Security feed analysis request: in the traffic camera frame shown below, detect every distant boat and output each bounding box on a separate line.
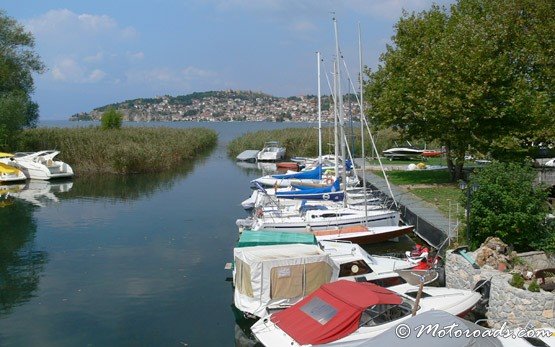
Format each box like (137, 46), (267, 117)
(0, 152), (27, 183)
(9, 151), (74, 180)
(382, 146), (424, 160)
(236, 149), (260, 163)
(257, 141), (286, 162)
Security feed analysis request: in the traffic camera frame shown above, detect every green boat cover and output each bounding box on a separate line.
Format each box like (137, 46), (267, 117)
(237, 230), (317, 247)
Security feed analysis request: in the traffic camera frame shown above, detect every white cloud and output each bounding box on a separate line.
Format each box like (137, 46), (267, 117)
(87, 69), (107, 83)
(51, 57), (107, 83)
(26, 9), (136, 40)
(123, 66), (223, 95)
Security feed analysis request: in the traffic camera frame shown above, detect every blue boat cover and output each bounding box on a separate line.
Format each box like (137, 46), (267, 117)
(271, 164), (322, 180)
(276, 179), (343, 201)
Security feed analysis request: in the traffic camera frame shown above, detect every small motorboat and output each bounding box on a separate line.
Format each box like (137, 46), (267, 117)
(0, 152), (27, 183)
(382, 147), (424, 160)
(10, 151), (74, 180)
(251, 280), (482, 346)
(257, 141), (286, 162)
(232, 241), (415, 318)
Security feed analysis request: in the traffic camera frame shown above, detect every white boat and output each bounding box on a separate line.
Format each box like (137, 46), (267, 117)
(232, 242), (415, 318)
(251, 280), (482, 347)
(257, 141), (286, 162)
(236, 204), (401, 234)
(0, 152), (27, 183)
(10, 151), (74, 180)
(241, 186), (381, 211)
(382, 146), (424, 160)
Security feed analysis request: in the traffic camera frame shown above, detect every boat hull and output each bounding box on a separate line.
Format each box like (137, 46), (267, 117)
(313, 225), (414, 244)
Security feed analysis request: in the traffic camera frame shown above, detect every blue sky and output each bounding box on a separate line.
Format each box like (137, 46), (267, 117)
(2, 1), (453, 120)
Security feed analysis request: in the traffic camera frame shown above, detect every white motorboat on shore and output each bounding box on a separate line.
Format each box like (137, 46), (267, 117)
(251, 280), (481, 347)
(257, 141), (286, 162)
(9, 151), (74, 180)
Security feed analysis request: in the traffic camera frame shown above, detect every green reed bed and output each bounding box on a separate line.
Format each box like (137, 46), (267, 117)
(227, 127), (324, 159)
(19, 127), (217, 175)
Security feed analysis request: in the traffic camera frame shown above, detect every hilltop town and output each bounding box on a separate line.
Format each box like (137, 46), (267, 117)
(69, 90), (362, 122)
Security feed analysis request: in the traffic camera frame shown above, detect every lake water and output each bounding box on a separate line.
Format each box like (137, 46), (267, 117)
(0, 121), (412, 346)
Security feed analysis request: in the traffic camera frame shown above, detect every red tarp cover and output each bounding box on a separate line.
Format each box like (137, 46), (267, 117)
(270, 280), (402, 345)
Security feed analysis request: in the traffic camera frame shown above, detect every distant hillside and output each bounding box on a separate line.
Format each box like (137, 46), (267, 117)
(69, 90), (357, 122)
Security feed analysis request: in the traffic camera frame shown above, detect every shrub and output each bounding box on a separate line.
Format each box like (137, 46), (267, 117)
(509, 273), (524, 289)
(528, 278), (540, 292)
(101, 108), (123, 130)
(462, 162), (553, 252)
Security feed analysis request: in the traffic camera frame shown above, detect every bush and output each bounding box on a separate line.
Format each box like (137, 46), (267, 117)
(462, 162), (553, 252)
(101, 108), (123, 130)
(528, 278), (540, 292)
(509, 273), (524, 289)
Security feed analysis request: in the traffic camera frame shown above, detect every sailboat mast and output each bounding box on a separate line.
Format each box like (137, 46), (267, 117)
(333, 17), (347, 207)
(333, 59), (339, 181)
(358, 22), (368, 221)
(317, 52), (322, 163)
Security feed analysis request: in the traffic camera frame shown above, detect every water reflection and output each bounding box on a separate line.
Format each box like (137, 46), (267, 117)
(6, 181), (73, 207)
(232, 305), (262, 347)
(62, 159), (201, 202)
(0, 200), (47, 314)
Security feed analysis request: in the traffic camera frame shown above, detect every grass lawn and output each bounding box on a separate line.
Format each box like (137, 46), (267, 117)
(373, 168), (463, 218)
(373, 169), (453, 185)
(408, 186), (463, 217)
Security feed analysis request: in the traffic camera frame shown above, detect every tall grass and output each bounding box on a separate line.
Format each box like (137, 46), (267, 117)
(18, 127), (217, 175)
(227, 126), (415, 159)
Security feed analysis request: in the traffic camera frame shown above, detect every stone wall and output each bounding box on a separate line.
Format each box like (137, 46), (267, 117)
(446, 250), (555, 329)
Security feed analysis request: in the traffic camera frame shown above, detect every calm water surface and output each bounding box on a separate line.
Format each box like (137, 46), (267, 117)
(0, 121), (412, 346)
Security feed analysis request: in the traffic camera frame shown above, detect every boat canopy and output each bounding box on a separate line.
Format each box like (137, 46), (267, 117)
(233, 244), (339, 317)
(276, 179), (343, 201)
(271, 164), (322, 180)
(270, 280), (401, 345)
(237, 230), (316, 247)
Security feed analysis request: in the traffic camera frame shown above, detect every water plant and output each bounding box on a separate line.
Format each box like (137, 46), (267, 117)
(18, 127), (217, 175)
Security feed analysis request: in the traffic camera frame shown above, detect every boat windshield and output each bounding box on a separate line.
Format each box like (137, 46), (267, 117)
(359, 299), (412, 327)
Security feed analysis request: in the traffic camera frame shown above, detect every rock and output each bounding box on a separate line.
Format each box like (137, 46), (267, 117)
(542, 309), (554, 319)
(475, 237), (513, 269)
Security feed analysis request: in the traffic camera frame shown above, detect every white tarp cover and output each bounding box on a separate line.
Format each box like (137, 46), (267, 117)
(233, 244), (339, 317)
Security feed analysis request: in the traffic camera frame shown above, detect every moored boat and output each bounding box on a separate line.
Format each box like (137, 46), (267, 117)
(10, 151), (74, 180)
(251, 280), (482, 346)
(257, 141), (286, 162)
(0, 153), (27, 183)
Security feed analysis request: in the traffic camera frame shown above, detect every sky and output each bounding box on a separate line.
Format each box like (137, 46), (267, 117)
(2, 0), (454, 120)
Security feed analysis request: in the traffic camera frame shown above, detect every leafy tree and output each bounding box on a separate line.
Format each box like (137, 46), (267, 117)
(365, 0), (554, 180)
(0, 10), (44, 149)
(100, 108), (123, 130)
(462, 162), (553, 252)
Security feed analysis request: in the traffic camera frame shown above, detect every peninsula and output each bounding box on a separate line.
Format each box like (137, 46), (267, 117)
(69, 90), (361, 123)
